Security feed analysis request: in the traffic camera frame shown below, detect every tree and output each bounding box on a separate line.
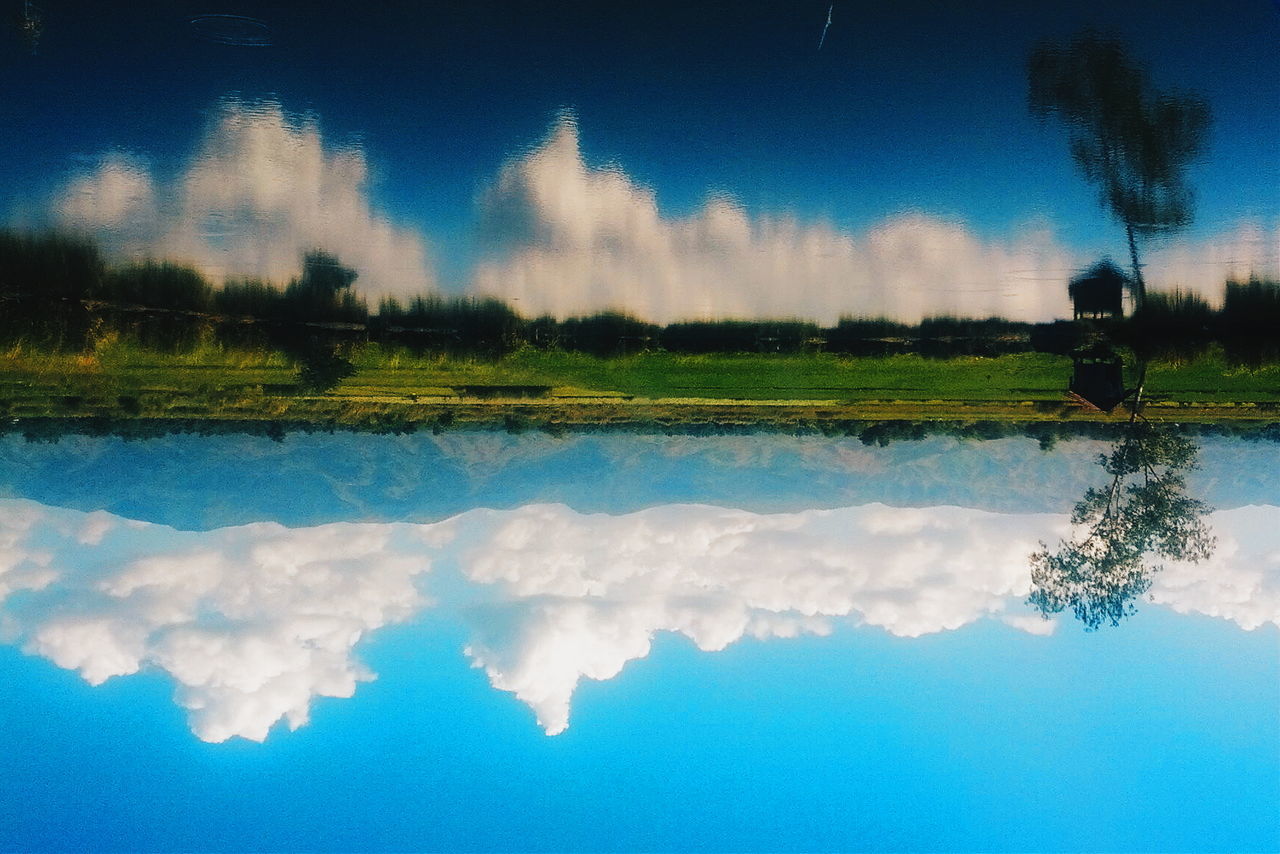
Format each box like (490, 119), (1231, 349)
(1028, 419), (1215, 630)
(296, 250), (357, 298)
(295, 344), (357, 393)
(283, 250), (364, 323)
(1028, 33), (1210, 310)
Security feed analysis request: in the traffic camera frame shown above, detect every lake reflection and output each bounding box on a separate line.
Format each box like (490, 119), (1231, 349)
(0, 432), (1277, 743)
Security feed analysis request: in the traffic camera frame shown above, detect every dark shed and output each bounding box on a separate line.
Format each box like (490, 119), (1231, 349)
(1069, 260), (1127, 320)
(1069, 343), (1129, 412)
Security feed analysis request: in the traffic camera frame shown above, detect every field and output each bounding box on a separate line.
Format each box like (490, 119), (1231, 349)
(3, 339), (1280, 433)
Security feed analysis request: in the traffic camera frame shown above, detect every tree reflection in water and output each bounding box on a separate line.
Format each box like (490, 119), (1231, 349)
(1029, 408), (1216, 630)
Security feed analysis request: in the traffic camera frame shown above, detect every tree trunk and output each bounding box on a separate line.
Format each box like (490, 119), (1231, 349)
(1125, 222), (1146, 314)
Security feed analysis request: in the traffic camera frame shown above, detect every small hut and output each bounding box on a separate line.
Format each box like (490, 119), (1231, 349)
(1069, 343), (1128, 412)
(1069, 260), (1127, 320)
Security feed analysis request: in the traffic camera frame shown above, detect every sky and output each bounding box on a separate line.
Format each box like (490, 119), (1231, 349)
(0, 432), (1278, 851)
(1, 0), (1277, 321)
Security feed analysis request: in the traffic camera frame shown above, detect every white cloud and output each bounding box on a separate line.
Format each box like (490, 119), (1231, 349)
(3, 505), (431, 742)
(446, 502), (1061, 733)
(1, 497), (1275, 742)
(0, 502), (59, 606)
(471, 117), (1279, 324)
(54, 98), (435, 300)
(470, 116), (1075, 324)
(444, 502), (1280, 733)
(45, 106), (1275, 323)
(1145, 220), (1280, 303)
(1150, 505), (1280, 631)
(55, 153), (159, 249)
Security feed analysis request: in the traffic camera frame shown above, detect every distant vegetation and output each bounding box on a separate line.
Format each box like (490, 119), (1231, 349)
(4, 229), (1275, 367)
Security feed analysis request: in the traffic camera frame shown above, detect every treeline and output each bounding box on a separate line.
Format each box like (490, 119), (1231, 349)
(374, 297), (1049, 358)
(2, 229), (1277, 363)
(0, 231), (365, 351)
(0, 230), (1048, 357)
(1123, 282), (1280, 365)
(0, 230), (1059, 358)
(0, 231), (366, 320)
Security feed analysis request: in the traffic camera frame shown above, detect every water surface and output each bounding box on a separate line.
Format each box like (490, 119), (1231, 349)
(0, 432), (1275, 850)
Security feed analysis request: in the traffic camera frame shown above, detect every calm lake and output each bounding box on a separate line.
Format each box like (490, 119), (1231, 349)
(0, 431), (1276, 850)
(4, 1), (1278, 848)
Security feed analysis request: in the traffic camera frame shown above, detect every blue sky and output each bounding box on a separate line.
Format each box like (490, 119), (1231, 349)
(0, 433), (1278, 851)
(2, 1), (1277, 321)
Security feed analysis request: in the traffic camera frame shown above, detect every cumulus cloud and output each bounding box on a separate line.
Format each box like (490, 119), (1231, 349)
(471, 116), (1280, 324)
(54, 153), (160, 251)
(471, 116), (1078, 325)
(3, 503), (430, 742)
(448, 502), (1059, 733)
(45, 106), (1274, 322)
(0, 502), (59, 612)
(1, 498), (1275, 742)
(1150, 505), (1280, 631)
(443, 502), (1280, 735)
(54, 98), (435, 299)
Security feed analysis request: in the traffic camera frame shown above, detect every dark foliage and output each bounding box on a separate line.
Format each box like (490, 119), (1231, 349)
(0, 231), (102, 348)
(1029, 33), (1210, 305)
(858, 421), (928, 446)
(101, 262), (215, 312)
(1218, 277), (1280, 366)
(373, 294), (525, 355)
(0, 230), (103, 300)
(295, 344), (357, 393)
(216, 278), (286, 319)
(916, 316), (1033, 357)
(824, 318), (915, 356)
(556, 312), (659, 357)
(282, 251), (367, 324)
(1028, 421), (1215, 630)
(7, 415), (1279, 445)
(1124, 289), (1214, 361)
(1028, 320), (1090, 355)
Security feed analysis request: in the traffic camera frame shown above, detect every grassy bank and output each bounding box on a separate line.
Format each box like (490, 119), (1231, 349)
(3, 340), (1280, 433)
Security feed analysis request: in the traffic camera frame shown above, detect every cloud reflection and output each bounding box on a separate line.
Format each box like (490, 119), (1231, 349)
(1, 498), (1275, 742)
(473, 116), (1076, 324)
(44, 102), (1277, 323)
(54, 98), (436, 300)
(473, 116), (1279, 324)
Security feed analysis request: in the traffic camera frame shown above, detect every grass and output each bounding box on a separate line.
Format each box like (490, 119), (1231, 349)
(1144, 354), (1280, 403)
(3, 339), (1279, 431)
(340, 347), (1074, 401)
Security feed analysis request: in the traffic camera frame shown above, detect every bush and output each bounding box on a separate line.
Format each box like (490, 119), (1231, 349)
(1126, 289), (1214, 361)
(1219, 278), (1280, 365)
